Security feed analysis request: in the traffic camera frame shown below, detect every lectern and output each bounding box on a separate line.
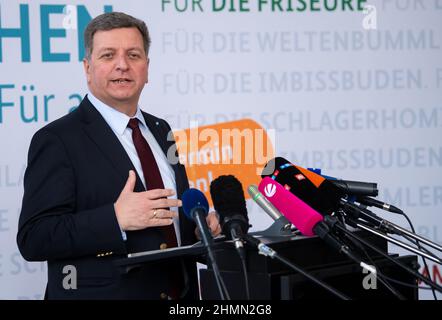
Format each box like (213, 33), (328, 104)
(115, 231), (418, 300)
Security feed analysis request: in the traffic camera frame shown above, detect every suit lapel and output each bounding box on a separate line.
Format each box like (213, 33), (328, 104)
(79, 97), (145, 192)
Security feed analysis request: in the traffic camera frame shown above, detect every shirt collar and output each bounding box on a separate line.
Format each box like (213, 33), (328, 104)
(87, 92), (147, 135)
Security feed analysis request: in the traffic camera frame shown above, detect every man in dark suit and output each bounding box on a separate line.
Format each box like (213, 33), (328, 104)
(17, 12), (220, 299)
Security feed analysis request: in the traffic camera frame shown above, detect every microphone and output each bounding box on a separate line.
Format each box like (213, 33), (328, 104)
(307, 168), (378, 197)
(182, 188), (213, 248)
(209, 175), (252, 299)
(329, 179), (378, 197)
(339, 198), (399, 235)
(182, 188), (231, 300)
(248, 185), (280, 221)
(258, 177), (376, 274)
(357, 196), (403, 214)
(247, 185), (292, 233)
(210, 175), (347, 299)
(210, 175), (249, 256)
(210, 177), (351, 300)
(261, 157), (344, 215)
(258, 177), (322, 237)
(288, 167), (442, 260)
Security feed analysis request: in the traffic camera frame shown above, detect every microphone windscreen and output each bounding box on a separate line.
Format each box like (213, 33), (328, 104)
(210, 175), (249, 237)
(258, 177), (323, 236)
(210, 175), (248, 220)
(182, 188), (209, 220)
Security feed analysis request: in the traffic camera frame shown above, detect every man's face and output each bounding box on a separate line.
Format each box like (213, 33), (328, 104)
(83, 27), (148, 113)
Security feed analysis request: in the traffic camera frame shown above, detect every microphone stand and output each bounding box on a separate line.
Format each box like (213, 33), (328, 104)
(387, 221), (442, 253)
(343, 199), (440, 299)
(331, 217), (442, 293)
(206, 246), (231, 300)
(340, 200), (442, 264)
(344, 199), (442, 252)
(195, 214), (231, 300)
(252, 216), (294, 237)
(345, 217), (442, 265)
(317, 217), (406, 299)
(244, 234), (351, 300)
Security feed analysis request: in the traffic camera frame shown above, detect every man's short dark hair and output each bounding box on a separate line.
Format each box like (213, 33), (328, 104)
(84, 12), (151, 60)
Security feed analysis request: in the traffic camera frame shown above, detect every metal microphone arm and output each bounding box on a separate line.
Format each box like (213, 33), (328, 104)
(344, 217), (442, 265)
(387, 221), (442, 253)
(332, 219), (442, 293)
(341, 199), (442, 253)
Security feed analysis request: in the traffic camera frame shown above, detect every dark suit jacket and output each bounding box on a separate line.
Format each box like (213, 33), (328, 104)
(17, 96), (198, 299)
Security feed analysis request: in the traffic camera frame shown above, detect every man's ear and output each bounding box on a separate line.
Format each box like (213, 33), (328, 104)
(83, 58), (91, 83)
(146, 58), (150, 83)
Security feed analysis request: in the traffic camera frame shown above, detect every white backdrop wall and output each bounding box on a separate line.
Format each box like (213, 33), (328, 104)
(0, 0), (441, 299)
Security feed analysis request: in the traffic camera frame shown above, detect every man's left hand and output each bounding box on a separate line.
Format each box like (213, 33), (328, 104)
(195, 211), (221, 240)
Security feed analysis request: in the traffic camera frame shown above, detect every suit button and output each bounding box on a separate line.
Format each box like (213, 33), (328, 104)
(160, 293), (168, 300)
(160, 243), (168, 250)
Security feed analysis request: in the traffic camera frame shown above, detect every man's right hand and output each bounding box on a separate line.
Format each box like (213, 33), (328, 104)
(114, 170), (181, 231)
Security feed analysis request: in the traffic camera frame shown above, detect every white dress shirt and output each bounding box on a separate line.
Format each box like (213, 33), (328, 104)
(87, 93), (181, 245)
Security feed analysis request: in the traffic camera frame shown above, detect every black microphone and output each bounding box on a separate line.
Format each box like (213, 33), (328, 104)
(308, 169), (379, 197)
(210, 175), (250, 257)
(357, 196), (403, 214)
(339, 198), (399, 234)
(210, 175), (252, 299)
(331, 179), (378, 197)
(262, 160), (397, 234)
(261, 157), (344, 215)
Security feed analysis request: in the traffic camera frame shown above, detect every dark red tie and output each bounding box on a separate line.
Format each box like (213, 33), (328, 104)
(128, 118), (184, 299)
(127, 118), (178, 248)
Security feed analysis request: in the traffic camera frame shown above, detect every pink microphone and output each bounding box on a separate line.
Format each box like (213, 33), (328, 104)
(259, 177), (378, 276)
(258, 177), (323, 237)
